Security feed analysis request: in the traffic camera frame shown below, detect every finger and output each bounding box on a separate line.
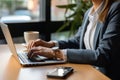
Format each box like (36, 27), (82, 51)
(34, 39), (41, 46)
(27, 49), (33, 58)
(29, 40), (35, 49)
(27, 47), (36, 58)
(29, 39), (40, 48)
(29, 49), (45, 59)
(27, 40), (35, 51)
(27, 47), (40, 58)
(29, 52), (39, 59)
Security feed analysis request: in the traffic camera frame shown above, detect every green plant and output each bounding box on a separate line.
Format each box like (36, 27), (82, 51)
(56, 0), (92, 35)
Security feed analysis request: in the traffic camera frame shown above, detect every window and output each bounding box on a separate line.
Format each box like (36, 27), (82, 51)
(51, 0), (75, 40)
(0, 0), (74, 42)
(0, 0), (40, 23)
(0, 0), (75, 23)
(51, 0), (75, 21)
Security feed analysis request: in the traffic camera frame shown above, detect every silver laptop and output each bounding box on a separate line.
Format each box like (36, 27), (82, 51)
(0, 22), (66, 66)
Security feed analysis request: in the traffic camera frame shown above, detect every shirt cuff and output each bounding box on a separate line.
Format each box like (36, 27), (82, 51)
(51, 40), (59, 47)
(51, 41), (67, 61)
(61, 49), (67, 61)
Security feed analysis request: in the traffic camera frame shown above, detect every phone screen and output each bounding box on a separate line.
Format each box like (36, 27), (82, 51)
(47, 67), (73, 78)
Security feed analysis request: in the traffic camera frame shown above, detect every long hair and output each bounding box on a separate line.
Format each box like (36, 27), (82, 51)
(99, 0), (117, 22)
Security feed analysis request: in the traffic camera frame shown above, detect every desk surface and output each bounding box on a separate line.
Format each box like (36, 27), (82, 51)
(0, 44), (111, 80)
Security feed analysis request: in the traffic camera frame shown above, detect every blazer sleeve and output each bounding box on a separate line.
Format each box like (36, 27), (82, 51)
(66, 1), (120, 66)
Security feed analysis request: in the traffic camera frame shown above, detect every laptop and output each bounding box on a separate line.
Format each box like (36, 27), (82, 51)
(0, 22), (66, 66)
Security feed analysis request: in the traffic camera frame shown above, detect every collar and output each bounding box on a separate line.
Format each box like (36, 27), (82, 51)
(89, 1), (105, 18)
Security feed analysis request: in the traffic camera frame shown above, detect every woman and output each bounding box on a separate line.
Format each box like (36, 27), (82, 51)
(27, 0), (120, 79)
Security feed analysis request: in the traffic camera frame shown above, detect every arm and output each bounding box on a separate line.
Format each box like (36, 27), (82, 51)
(66, 1), (120, 66)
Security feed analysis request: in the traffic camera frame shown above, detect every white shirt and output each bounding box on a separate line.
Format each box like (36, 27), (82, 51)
(84, 1), (104, 49)
(53, 1), (105, 60)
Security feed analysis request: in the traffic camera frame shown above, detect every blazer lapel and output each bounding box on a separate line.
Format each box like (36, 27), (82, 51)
(80, 15), (89, 49)
(93, 21), (103, 49)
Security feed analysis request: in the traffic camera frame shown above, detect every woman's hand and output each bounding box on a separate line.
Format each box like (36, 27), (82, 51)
(27, 46), (64, 60)
(26, 39), (55, 52)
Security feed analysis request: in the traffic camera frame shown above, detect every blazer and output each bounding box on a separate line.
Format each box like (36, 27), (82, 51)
(58, 1), (120, 80)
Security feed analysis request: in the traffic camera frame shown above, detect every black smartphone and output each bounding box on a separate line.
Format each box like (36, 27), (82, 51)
(47, 67), (74, 79)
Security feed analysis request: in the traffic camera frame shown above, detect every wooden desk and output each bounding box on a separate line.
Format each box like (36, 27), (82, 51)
(0, 44), (111, 80)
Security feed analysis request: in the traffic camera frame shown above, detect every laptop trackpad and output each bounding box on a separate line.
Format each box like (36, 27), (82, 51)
(30, 55), (48, 62)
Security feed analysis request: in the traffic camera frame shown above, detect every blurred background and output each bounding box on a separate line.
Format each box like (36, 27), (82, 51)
(0, 0), (90, 44)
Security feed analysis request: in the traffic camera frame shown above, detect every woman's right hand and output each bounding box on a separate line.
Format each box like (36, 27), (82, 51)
(26, 39), (55, 52)
(27, 46), (64, 60)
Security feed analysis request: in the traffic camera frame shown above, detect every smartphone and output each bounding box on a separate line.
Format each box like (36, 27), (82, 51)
(47, 67), (74, 78)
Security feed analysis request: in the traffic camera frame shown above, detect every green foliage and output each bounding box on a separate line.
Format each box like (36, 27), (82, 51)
(0, 0), (23, 9)
(56, 0), (92, 35)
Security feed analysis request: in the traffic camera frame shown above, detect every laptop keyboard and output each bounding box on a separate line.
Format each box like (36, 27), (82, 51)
(18, 53), (31, 63)
(18, 53), (48, 63)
